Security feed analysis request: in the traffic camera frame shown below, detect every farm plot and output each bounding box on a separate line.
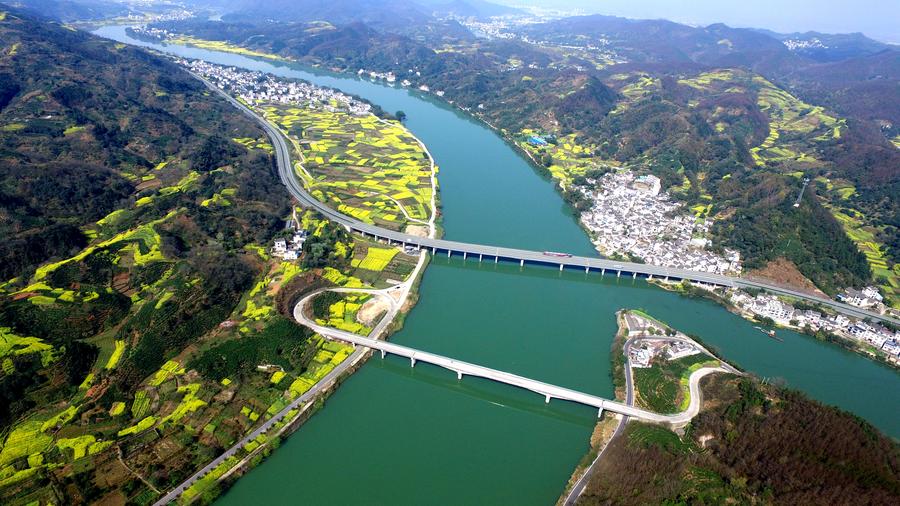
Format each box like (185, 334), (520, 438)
(633, 352), (719, 414)
(258, 103), (435, 232)
(518, 130), (608, 184)
(349, 241), (419, 288)
(750, 76), (842, 168)
(831, 207), (900, 309)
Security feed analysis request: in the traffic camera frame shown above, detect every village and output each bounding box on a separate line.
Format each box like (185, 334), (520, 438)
(181, 59), (374, 116)
(671, 283), (900, 364)
(579, 171), (743, 275)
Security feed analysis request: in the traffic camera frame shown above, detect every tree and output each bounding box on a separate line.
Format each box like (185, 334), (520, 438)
(396, 110), (407, 122)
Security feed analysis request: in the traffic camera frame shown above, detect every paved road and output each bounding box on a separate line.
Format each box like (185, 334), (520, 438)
(194, 74), (899, 328)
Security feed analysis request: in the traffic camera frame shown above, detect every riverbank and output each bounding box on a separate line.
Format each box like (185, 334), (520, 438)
(652, 279), (900, 370)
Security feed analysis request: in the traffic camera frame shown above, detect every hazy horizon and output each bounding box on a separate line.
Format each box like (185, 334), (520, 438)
(502, 0), (900, 43)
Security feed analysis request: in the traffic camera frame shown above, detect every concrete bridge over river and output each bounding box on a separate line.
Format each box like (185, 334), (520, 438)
(294, 299), (705, 425)
(200, 75), (899, 327)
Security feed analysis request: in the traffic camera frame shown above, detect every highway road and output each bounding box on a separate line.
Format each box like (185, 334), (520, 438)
(194, 74), (899, 328)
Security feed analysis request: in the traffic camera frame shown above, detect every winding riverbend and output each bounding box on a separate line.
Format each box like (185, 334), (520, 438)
(95, 26), (900, 505)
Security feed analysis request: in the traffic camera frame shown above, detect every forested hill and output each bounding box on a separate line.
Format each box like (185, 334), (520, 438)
(0, 5), (287, 281)
(581, 375), (900, 504)
(0, 5), (295, 494)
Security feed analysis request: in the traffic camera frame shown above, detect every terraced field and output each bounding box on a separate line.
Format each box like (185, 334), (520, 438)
(259, 103), (436, 234)
(750, 76), (842, 168)
(830, 207), (900, 309)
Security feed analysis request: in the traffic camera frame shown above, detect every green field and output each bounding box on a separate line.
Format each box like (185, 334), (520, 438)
(633, 353), (719, 414)
(518, 129), (611, 184)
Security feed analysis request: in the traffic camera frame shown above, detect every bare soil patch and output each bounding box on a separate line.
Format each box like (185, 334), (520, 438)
(357, 296), (389, 326)
(405, 224), (429, 237)
(745, 257), (828, 298)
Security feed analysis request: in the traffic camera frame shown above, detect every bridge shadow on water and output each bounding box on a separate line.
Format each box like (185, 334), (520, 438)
(366, 353), (599, 429)
(428, 254), (659, 292)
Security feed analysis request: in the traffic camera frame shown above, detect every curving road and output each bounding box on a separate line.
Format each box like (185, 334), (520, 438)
(562, 314), (739, 505)
(193, 73), (898, 328)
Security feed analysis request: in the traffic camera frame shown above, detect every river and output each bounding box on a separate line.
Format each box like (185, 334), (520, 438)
(94, 26), (900, 505)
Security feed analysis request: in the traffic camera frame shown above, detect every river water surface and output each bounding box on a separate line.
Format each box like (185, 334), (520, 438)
(95, 26), (900, 505)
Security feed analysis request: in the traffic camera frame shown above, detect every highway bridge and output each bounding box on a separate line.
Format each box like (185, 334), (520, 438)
(293, 301), (696, 424)
(198, 75), (900, 327)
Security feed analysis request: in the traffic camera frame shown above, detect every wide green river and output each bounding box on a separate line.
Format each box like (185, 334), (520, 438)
(97, 26), (900, 504)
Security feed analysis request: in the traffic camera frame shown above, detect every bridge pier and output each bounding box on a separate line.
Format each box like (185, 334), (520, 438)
(664, 276), (668, 282)
(479, 254), (482, 262)
(432, 247), (436, 255)
(380, 350), (385, 359)
(495, 255), (498, 263)
(520, 259), (524, 267)
(632, 272), (637, 279)
(617, 270), (621, 278)
(447, 250), (451, 258)
(648, 274), (653, 280)
(585, 266), (589, 274)
(410, 357), (416, 367)
(597, 408), (603, 418)
(456, 371), (463, 380)
(545, 394), (551, 404)
(559, 264), (563, 271)
(463, 252), (467, 260)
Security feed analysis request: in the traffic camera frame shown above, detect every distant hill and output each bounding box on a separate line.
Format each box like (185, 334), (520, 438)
(222, 0), (431, 30)
(218, 0), (474, 43)
(520, 14), (803, 73)
(5, 0), (129, 21)
(758, 29), (893, 62)
(416, 0), (522, 19)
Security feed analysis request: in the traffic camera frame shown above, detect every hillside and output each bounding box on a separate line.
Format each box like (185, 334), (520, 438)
(218, 0), (474, 44)
(0, 7), (304, 503)
(579, 375), (900, 504)
(0, 8), (443, 503)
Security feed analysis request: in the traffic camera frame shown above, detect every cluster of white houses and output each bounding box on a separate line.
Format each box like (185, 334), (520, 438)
(839, 286), (885, 310)
(628, 339), (702, 369)
(272, 226), (309, 261)
(729, 291), (900, 362)
(579, 171), (742, 275)
(182, 60), (373, 116)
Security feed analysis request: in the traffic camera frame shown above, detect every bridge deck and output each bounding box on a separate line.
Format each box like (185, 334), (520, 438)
(295, 308), (682, 424)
